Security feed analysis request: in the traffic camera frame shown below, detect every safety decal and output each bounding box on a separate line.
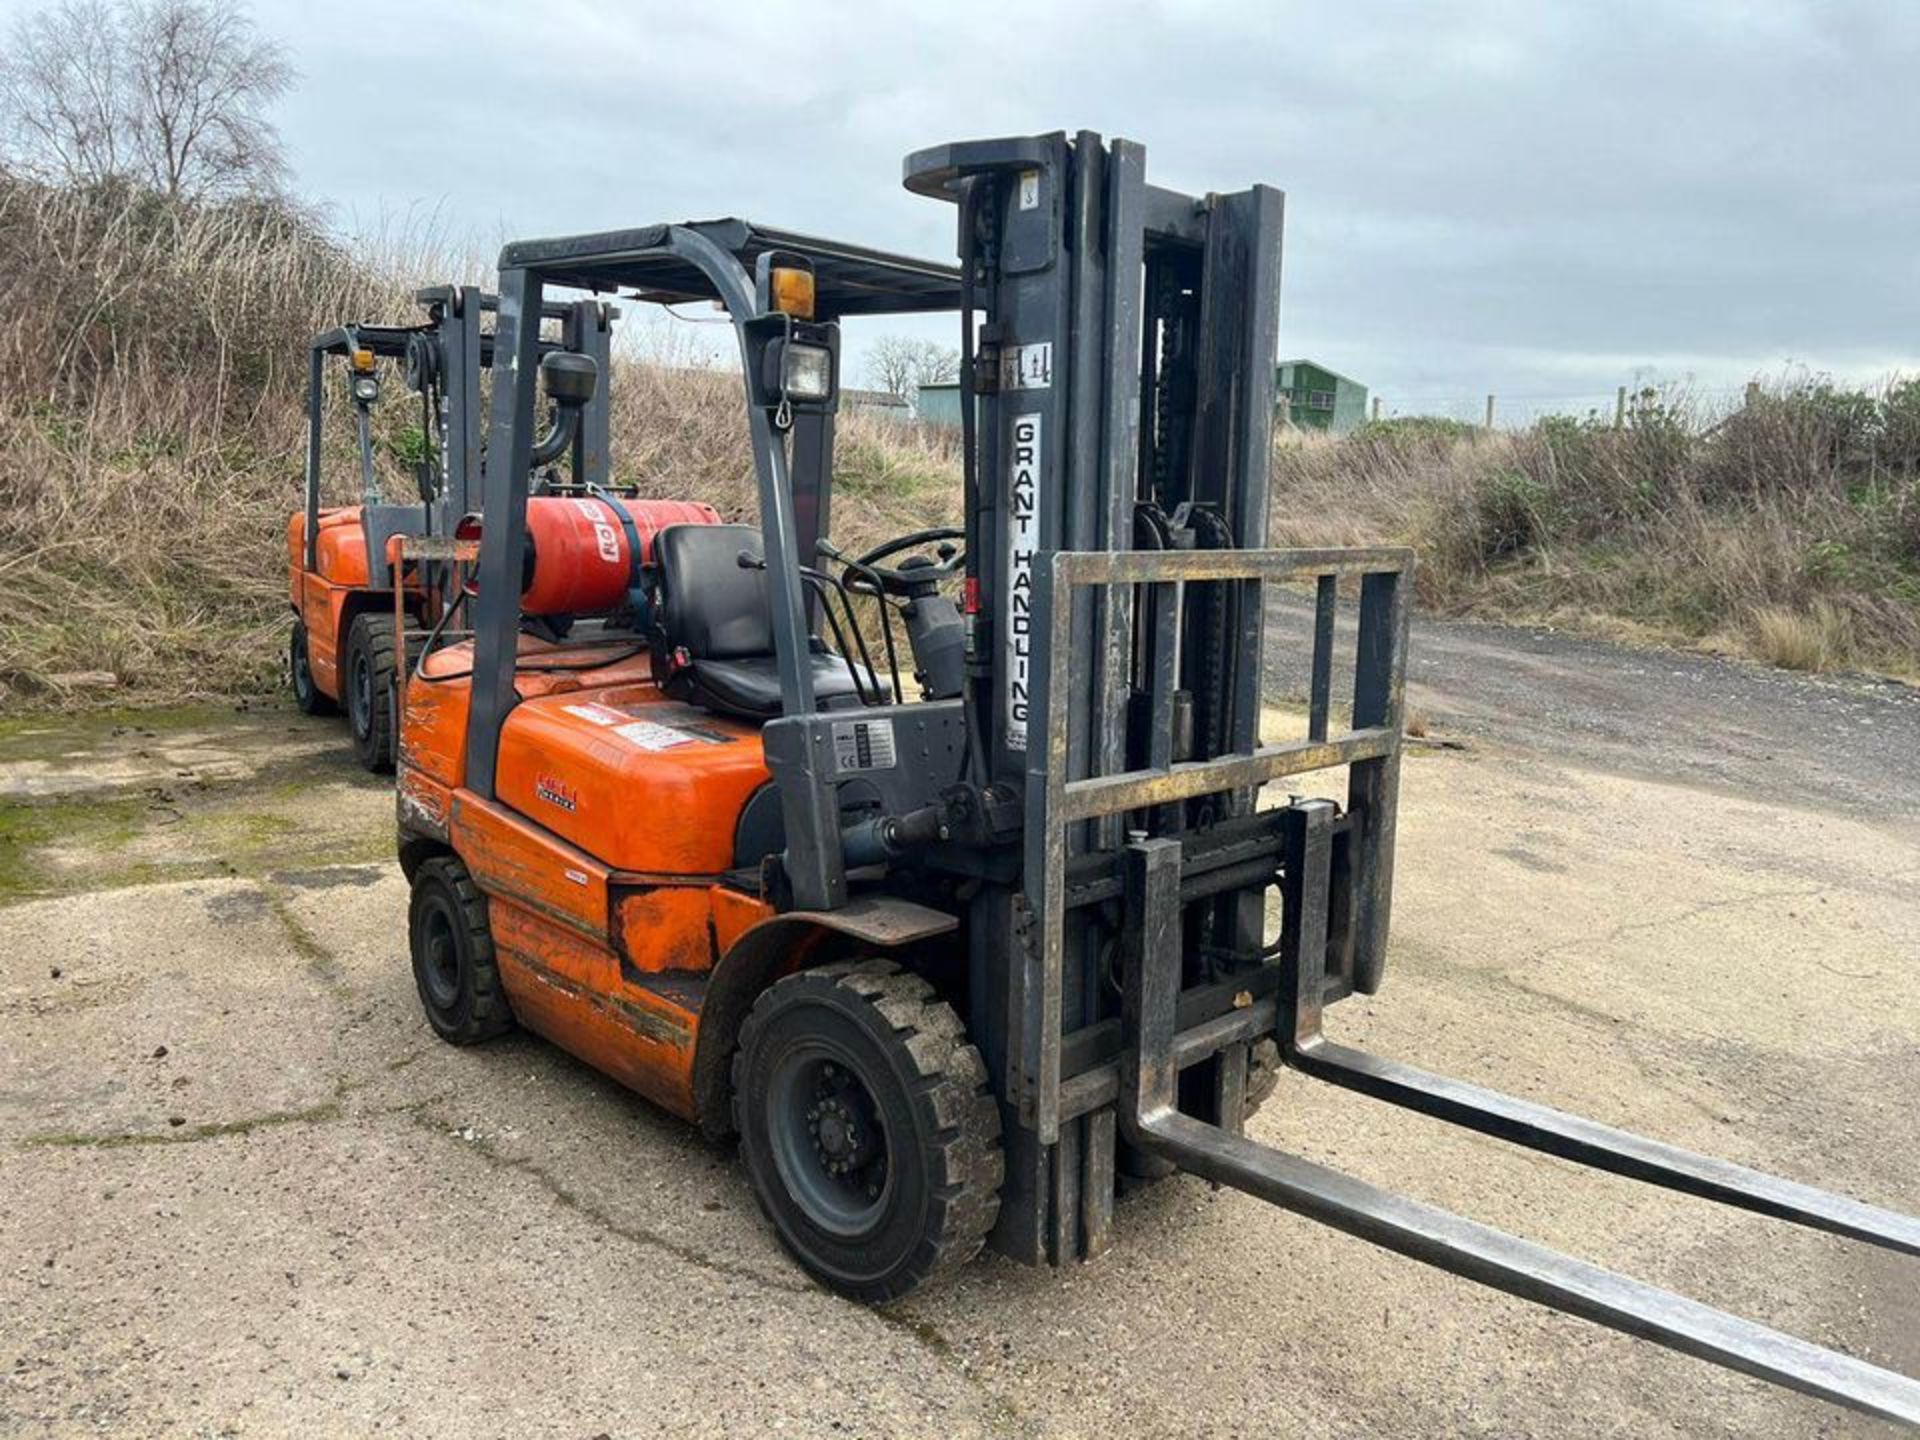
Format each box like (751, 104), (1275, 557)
(612, 719), (696, 751)
(1000, 342), (1052, 391)
(561, 702), (628, 727)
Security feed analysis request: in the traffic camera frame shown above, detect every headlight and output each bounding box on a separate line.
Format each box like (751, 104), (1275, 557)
(352, 376), (380, 404)
(783, 343), (833, 402)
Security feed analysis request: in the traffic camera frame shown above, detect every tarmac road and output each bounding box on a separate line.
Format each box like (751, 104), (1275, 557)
(2, 619), (1917, 1438)
(1264, 589), (1920, 824)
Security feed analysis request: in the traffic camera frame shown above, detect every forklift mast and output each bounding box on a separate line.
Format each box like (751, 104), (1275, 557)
(904, 131), (1403, 1262)
(908, 133), (1919, 1423)
(299, 286), (615, 589)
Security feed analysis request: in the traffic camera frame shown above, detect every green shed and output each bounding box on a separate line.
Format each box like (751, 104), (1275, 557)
(1275, 359), (1368, 435)
(915, 381), (964, 427)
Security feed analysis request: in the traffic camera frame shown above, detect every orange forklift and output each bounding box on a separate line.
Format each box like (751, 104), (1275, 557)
(392, 135), (1920, 1423)
(287, 286), (613, 770)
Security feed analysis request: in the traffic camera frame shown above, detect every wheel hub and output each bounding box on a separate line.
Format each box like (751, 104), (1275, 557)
(809, 1097), (873, 1176)
(806, 1063), (881, 1180)
(420, 906), (460, 1008)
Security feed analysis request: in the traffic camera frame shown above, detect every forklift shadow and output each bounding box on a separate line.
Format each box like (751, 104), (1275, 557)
(422, 1008), (1235, 1307)
(415, 1019), (812, 1278)
(445, 1025), (717, 1157)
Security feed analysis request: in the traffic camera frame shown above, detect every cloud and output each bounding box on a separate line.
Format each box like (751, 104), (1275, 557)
(8, 0), (1909, 408)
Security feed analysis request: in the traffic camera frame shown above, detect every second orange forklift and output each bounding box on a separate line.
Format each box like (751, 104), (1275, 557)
(287, 285), (613, 770)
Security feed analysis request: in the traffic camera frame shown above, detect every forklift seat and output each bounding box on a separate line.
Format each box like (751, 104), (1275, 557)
(652, 523), (873, 722)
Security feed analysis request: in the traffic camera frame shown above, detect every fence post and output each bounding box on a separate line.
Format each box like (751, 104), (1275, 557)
(1371, 396), (1382, 422)
(1484, 394), (1496, 431)
(1278, 393), (1292, 428)
(1614, 385), (1627, 430)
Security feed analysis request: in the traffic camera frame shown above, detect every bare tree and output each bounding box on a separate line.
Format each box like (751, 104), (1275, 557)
(866, 335), (960, 402)
(0, 0), (292, 201)
(0, 0), (129, 188)
(125, 0), (292, 201)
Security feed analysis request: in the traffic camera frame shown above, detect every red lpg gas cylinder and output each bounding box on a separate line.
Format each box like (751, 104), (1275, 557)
(458, 497), (720, 614)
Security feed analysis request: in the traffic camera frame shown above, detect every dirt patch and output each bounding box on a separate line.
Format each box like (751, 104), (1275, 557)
(0, 703), (393, 905)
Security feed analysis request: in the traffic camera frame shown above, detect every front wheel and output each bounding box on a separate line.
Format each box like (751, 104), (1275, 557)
(733, 960), (1002, 1302)
(345, 612), (396, 772)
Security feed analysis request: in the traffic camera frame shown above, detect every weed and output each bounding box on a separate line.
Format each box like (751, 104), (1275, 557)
(1748, 603), (1853, 673)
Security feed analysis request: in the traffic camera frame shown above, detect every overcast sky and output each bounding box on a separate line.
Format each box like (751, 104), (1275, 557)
(13, 0), (1918, 419)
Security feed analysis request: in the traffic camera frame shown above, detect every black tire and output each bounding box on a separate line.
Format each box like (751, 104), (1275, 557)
(733, 959), (1002, 1302)
(288, 621), (336, 716)
(345, 612), (396, 772)
(1244, 1036), (1282, 1116)
(408, 856), (513, 1045)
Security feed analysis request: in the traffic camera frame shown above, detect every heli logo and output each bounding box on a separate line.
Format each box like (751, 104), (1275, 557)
(533, 775), (578, 812)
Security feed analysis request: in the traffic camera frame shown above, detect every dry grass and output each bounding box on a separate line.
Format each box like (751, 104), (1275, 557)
(0, 178), (957, 708)
(2, 174), (1914, 709)
(1747, 602), (1853, 672)
(0, 178), (413, 704)
(1270, 393), (1920, 678)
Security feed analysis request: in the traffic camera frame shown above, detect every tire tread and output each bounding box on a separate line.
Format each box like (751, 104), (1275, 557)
(346, 612), (396, 772)
(411, 855), (512, 1044)
(731, 958), (1002, 1301)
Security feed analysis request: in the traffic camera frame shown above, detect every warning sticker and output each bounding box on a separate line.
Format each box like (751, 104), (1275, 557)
(561, 702), (627, 727)
(1000, 342), (1052, 391)
(613, 719), (696, 751)
(831, 718), (897, 774)
(1003, 412), (1040, 751)
(1017, 169), (1040, 211)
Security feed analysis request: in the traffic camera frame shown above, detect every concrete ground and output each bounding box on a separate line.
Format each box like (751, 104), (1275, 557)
(2, 628), (1916, 1438)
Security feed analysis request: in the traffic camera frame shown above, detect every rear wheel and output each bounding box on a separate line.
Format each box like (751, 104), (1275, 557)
(408, 856), (513, 1045)
(345, 612), (396, 772)
(288, 621), (335, 716)
(733, 960), (1002, 1302)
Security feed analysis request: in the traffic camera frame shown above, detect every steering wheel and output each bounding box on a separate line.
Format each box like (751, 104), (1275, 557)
(836, 527), (966, 596)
